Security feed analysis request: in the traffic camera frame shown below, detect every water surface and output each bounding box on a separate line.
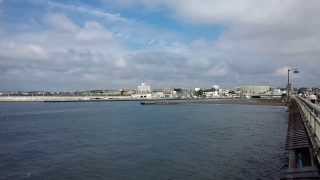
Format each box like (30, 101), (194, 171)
(0, 102), (287, 180)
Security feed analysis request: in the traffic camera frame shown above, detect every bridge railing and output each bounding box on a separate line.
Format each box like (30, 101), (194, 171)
(293, 96), (320, 161)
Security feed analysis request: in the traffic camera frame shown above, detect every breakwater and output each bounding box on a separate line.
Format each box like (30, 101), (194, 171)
(141, 98), (285, 106)
(0, 96), (130, 102)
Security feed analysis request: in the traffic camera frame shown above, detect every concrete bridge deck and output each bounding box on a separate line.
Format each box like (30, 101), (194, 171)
(282, 96), (320, 179)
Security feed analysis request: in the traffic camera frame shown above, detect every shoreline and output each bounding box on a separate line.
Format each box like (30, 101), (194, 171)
(0, 96), (286, 106)
(140, 98), (285, 106)
(0, 96), (133, 102)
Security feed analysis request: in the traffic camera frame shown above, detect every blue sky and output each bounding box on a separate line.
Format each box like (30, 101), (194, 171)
(0, 0), (319, 90)
(1, 0), (224, 44)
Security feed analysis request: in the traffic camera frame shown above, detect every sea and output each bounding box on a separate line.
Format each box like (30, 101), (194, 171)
(0, 102), (288, 180)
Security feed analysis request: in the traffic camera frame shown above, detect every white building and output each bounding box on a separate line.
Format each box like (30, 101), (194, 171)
(152, 92), (165, 99)
(240, 85), (272, 97)
(132, 82), (152, 99)
(137, 82), (151, 94)
(272, 88), (283, 96)
(204, 91), (219, 98)
(162, 88), (178, 98)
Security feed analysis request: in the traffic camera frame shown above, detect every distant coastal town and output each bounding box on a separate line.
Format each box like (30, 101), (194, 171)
(0, 82), (319, 103)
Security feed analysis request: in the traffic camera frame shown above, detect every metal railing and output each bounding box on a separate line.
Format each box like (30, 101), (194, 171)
(293, 96), (320, 162)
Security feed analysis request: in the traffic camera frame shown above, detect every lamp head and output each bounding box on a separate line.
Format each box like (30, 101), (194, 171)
(293, 69), (299, 74)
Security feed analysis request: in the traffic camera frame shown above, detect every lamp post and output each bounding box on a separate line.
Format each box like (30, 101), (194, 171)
(287, 68), (299, 102)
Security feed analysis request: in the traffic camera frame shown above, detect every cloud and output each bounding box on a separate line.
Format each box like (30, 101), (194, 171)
(108, 0), (320, 26)
(1, 0), (320, 90)
(0, 13), (126, 89)
(47, 14), (79, 32)
(274, 66), (290, 77)
(114, 57), (127, 68)
(0, 43), (48, 61)
(206, 62), (228, 77)
(136, 0), (320, 87)
(76, 21), (113, 41)
(48, 1), (128, 23)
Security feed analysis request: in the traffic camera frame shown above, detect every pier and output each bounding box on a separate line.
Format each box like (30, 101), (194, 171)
(282, 96), (320, 179)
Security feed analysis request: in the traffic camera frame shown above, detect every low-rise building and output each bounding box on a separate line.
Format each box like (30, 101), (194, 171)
(204, 91), (219, 98)
(240, 85), (272, 98)
(152, 91), (165, 99)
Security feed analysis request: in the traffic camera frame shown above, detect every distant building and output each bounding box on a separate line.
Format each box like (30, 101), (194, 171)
(137, 83), (151, 94)
(219, 89), (232, 97)
(203, 87), (219, 98)
(120, 89), (135, 96)
(240, 85), (272, 98)
(162, 88), (178, 98)
(152, 91), (165, 99)
(272, 88), (286, 96)
(174, 88), (191, 99)
(204, 91), (219, 98)
(132, 82), (152, 99)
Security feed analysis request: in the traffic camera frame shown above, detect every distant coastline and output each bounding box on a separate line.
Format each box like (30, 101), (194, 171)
(0, 96), (285, 106)
(140, 98), (285, 106)
(0, 96), (135, 102)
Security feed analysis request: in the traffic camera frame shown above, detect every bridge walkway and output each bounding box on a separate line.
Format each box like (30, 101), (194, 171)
(282, 97), (320, 179)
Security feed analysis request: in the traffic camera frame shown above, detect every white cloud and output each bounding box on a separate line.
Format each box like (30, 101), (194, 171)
(172, 0), (298, 25)
(1, 0), (320, 90)
(48, 1), (128, 23)
(114, 57), (127, 68)
(274, 66), (290, 77)
(76, 21), (113, 41)
(47, 14), (79, 33)
(109, 0), (319, 26)
(0, 43), (48, 61)
(206, 62), (228, 77)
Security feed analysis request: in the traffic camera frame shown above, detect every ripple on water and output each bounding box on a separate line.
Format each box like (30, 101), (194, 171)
(0, 102), (287, 180)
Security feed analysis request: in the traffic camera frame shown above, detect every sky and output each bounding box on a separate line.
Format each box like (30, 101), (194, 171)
(0, 0), (319, 91)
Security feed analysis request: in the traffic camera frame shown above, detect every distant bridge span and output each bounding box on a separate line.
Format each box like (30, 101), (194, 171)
(282, 96), (320, 179)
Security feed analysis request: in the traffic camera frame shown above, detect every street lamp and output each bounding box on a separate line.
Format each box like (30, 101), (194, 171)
(287, 68), (299, 102)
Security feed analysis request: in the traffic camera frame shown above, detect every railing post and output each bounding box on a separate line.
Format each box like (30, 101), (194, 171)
(288, 150), (297, 168)
(310, 148), (315, 166)
(310, 110), (312, 127)
(314, 115), (317, 138)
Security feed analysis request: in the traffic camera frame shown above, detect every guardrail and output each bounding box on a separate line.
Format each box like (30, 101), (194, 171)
(293, 96), (320, 162)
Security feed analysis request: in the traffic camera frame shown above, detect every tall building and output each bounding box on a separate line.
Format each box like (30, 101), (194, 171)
(132, 82), (152, 99)
(137, 82), (151, 94)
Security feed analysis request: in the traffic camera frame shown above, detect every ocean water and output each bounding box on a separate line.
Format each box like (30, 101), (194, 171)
(0, 102), (287, 180)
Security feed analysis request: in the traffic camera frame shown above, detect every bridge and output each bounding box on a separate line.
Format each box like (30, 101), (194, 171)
(282, 96), (320, 179)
